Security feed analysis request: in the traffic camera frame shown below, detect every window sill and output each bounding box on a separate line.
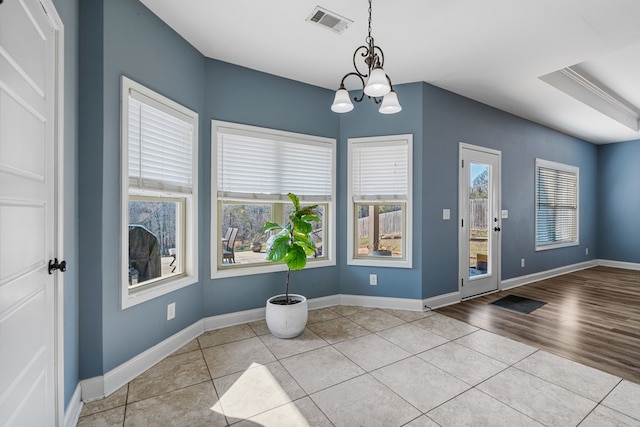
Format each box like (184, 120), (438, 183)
(347, 257), (412, 269)
(535, 240), (579, 251)
(212, 258), (335, 279)
(121, 274), (198, 309)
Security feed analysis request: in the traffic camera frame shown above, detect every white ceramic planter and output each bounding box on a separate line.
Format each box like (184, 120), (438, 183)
(265, 294), (308, 339)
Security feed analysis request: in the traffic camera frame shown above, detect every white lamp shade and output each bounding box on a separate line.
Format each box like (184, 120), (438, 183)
(331, 88), (354, 113)
(379, 90), (402, 114)
(364, 67), (391, 97)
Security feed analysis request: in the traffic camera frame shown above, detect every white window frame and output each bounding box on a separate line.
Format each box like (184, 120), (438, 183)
(211, 120), (336, 279)
(535, 158), (579, 251)
(120, 76), (198, 309)
(347, 134), (413, 268)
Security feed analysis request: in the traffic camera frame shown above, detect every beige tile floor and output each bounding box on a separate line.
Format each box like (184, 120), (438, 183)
(77, 306), (640, 426)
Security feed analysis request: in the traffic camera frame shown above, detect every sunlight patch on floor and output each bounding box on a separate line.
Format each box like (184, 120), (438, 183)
(211, 362), (309, 425)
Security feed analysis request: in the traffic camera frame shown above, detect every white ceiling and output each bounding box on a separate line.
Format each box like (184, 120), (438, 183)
(140, 0), (640, 144)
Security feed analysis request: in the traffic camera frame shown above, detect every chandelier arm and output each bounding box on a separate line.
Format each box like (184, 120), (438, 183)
(373, 45), (384, 69)
(339, 72), (367, 102)
(352, 45), (371, 78)
(385, 73), (394, 89)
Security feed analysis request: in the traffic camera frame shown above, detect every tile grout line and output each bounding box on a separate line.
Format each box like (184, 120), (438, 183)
(467, 386), (544, 426)
(267, 318), (338, 426)
(122, 383), (129, 426)
(509, 354), (622, 404)
(583, 377), (635, 424)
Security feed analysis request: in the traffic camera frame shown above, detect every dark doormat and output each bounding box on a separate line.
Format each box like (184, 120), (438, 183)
(490, 294), (546, 314)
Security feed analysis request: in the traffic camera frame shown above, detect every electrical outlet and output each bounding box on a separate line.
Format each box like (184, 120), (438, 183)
(585, 247), (589, 255)
(521, 258), (525, 268)
(369, 274), (378, 286)
(167, 302), (176, 320)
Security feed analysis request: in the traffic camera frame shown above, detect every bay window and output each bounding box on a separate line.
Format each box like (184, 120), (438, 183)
(120, 76), (198, 308)
(348, 134), (413, 268)
(211, 120), (336, 277)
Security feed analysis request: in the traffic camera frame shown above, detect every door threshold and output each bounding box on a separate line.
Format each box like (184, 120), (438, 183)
(461, 288), (499, 301)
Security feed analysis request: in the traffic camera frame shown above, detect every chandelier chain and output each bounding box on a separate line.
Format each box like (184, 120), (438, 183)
(367, 0), (373, 42)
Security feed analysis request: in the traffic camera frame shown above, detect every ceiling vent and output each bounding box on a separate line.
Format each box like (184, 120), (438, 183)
(306, 6), (352, 34)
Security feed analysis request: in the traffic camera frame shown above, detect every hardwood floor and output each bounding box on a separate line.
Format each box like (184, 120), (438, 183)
(437, 266), (640, 384)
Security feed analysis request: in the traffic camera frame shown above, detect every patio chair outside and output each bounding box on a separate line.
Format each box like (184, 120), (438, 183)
(223, 227), (238, 263)
(223, 227), (233, 242)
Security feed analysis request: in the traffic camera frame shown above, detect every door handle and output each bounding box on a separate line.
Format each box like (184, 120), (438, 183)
(494, 227), (501, 232)
(48, 258), (67, 274)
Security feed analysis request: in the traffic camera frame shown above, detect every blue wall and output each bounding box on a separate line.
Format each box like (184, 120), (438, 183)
(337, 82), (424, 300)
(598, 139), (640, 262)
(201, 59), (341, 316)
(420, 84), (598, 298)
(76, 0), (341, 377)
(78, 0), (207, 376)
(77, 0), (105, 383)
(70, 0), (620, 400)
(101, 0), (207, 372)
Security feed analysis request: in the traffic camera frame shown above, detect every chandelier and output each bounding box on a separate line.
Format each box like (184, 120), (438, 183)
(331, 0), (401, 114)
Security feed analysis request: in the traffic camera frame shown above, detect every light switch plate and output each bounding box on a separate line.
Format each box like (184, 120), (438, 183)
(501, 210), (508, 219)
(443, 209), (450, 220)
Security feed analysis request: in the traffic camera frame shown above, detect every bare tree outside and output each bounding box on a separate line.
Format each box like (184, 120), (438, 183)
(221, 204), (272, 249)
(129, 200), (177, 256)
(220, 203), (325, 261)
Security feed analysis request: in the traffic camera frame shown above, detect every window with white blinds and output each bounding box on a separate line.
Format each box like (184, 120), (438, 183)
(128, 90), (194, 194)
(350, 139), (409, 202)
(214, 124), (334, 202)
(535, 159), (579, 250)
(120, 76), (199, 309)
(211, 120), (336, 278)
(347, 134), (413, 268)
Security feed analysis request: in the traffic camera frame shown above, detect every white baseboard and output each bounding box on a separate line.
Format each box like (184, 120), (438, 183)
(339, 294), (424, 311)
(202, 295), (341, 331)
(308, 294), (341, 310)
(424, 260), (635, 306)
(501, 260), (598, 290)
(79, 294), (342, 402)
(81, 320), (204, 402)
(423, 291), (461, 310)
(79, 376), (104, 403)
(64, 383), (83, 427)
(203, 306), (265, 331)
(103, 320), (204, 398)
(598, 259), (640, 271)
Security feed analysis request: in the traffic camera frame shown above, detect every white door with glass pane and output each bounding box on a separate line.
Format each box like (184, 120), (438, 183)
(0, 0), (60, 424)
(459, 144), (501, 299)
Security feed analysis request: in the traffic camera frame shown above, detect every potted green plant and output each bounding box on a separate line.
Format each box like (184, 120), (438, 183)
(262, 193), (320, 338)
